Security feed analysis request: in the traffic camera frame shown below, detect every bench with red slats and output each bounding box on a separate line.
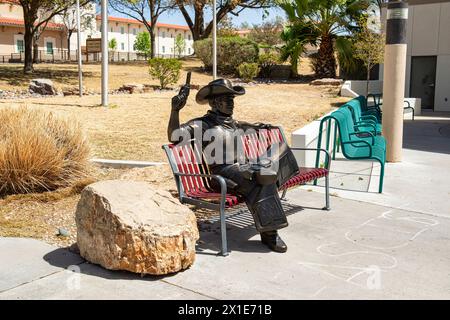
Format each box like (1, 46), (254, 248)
(163, 126), (330, 256)
(165, 127), (330, 208)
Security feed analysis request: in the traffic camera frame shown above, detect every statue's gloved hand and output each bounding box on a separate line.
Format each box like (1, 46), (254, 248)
(171, 84), (190, 111)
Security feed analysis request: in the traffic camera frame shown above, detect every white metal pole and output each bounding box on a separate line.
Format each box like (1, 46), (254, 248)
(76, 0), (83, 97)
(101, 0), (108, 106)
(212, 0), (217, 80)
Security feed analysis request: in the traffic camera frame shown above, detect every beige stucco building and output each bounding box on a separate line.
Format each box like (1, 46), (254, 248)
(0, 0), (193, 62)
(380, 0), (450, 112)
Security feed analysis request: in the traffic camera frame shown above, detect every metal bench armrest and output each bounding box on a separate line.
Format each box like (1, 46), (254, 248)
(174, 172), (228, 209)
(290, 147), (331, 170)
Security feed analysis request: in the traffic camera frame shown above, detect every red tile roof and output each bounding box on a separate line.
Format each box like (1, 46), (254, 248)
(0, 17), (64, 29)
(96, 15), (190, 31)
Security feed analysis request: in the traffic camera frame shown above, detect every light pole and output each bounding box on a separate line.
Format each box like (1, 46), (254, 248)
(212, 0), (217, 80)
(101, 0), (108, 107)
(76, 0), (83, 97)
(382, 0), (408, 162)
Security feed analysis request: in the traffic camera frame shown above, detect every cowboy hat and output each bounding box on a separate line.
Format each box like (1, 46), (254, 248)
(195, 78), (245, 104)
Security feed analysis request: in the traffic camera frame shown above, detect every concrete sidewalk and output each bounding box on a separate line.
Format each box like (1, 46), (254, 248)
(1, 188), (450, 299)
(1, 114), (449, 299)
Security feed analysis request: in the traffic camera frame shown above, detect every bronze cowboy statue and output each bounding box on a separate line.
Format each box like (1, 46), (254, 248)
(167, 78), (299, 253)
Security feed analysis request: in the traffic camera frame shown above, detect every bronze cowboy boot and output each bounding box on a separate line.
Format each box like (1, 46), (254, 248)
(260, 230), (287, 253)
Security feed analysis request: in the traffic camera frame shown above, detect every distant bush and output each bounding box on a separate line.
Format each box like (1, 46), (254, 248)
(258, 52), (280, 78)
(148, 58), (182, 89)
(238, 62), (260, 82)
(194, 37), (259, 75)
(0, 107), (90, 196)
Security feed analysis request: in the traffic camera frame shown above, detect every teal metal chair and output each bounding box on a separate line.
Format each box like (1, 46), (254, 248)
(316, 109), (386, 193)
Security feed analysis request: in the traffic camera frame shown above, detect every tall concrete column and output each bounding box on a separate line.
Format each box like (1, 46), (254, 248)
(382, 0), (408, 162)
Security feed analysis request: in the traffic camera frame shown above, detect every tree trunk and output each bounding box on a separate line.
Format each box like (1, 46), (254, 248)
(23, 25), (34, 73)
(150, 27), (156, 58)
(67, 30), (73, 59)
(366, 64), (371, 97)
(33, 40), (38, 63)
(316, 34), (336, 78)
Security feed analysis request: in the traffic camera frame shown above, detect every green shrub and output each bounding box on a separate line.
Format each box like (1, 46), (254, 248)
(194, 36), (259, 75)
(258, 52), (280, 78)
(238, 62), (260, 82)
(148, 58), (182, 89)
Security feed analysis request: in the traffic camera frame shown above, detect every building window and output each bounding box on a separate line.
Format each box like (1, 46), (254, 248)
(133, 28), (137, 35)
(46, 42), (53, 54)
(110, 27), (113, 32)
(188, 47), (191, 54)
(120, 26), (124, 34)
(162, 32), (165, 38)
(171, 34), (173, 38)
(16, 39), (24, 53)
(188, 34), (191, 40)
(162, 46), (165, 53)
(121, 43), (125, 50)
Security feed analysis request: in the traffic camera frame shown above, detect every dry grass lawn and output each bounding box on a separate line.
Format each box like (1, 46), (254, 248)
(0, 58), (350, 247)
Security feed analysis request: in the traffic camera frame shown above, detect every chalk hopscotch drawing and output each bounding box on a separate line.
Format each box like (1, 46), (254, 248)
(297, 208), (439, 295)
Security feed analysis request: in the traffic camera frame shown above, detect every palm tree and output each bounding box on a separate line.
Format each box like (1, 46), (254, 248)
(278, 0), (368, 78)
(280, 22), (318, 77)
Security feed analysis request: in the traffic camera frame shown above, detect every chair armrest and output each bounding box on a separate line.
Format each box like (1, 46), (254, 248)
(354, 123), (377, 135)
(341, 140), (372, 157)
(174, 172), (228, 209)
(290, 147), (331, 170)
(360, 115), (378, 123)
(350, 131), (375, 145)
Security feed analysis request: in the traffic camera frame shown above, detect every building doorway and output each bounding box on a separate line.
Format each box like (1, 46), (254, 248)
(410, 56), (437, 110)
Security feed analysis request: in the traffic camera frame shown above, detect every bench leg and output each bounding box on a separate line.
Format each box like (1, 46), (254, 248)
(218, 206), (229, 256)
(378, 162), (385, 193)
(280, 189), (287, 201)
(323, 175), (331, 211)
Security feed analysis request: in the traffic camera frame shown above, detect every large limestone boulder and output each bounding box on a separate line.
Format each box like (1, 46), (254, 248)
(29, 79), (57, 95)
(75, 180), (199, 275)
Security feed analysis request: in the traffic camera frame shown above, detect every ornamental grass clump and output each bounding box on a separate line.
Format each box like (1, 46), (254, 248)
(0, 107), (90, 196)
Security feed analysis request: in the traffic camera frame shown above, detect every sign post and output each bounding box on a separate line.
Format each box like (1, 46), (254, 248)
(212, 0), (217, 80)
(101, 0), (108, 107)
(76, 0), (83, 97)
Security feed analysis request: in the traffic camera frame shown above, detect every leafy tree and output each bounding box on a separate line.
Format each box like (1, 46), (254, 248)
(217, 15), (237, 37)
(59, 2), (95, 54)
(134, 32), (151, 55)
(353, 16), (384, 95)
(108, 37), (117, 60)
(175, 0), (274, 41)
(18, 0), (91, 73)
(278, 0), (368, 78)
(109, 0), (174, 58)
(174, 34), (186, 57)
(108, 38), (117, 51)
(248, 16), (284, 47)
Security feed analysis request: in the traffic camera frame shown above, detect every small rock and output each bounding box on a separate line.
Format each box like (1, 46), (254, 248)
(29, 78), (57, 95)
(119, 83), (144, 94)
(57, 228), (70, 237)
(310, 78), (344, 86)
